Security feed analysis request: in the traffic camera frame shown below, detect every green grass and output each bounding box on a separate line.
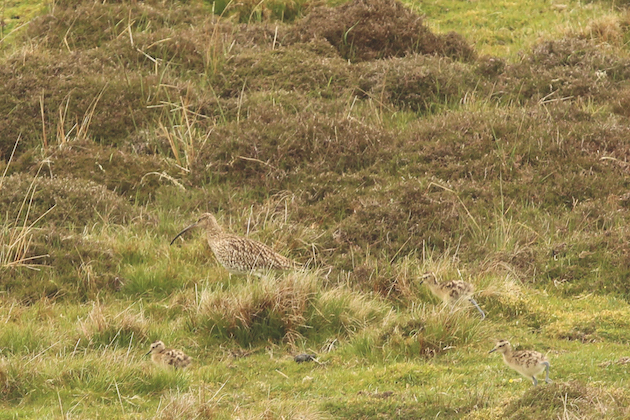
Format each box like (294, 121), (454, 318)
(2, 0), (630, 418)
(0, 0), (44, 43)
(410, 0), (625, 58)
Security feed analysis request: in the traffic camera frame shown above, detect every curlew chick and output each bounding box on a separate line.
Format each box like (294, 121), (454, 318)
(146, 341), (192, 369)
(419, 272), (485, 319)
(489, 340), (551, 386)
(171, 213), (301, 276)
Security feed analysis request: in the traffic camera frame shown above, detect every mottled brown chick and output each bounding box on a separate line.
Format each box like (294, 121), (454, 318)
(146, 340), (192, 369)
(489, 340), (551, 386)
(420, 272), (485, 319)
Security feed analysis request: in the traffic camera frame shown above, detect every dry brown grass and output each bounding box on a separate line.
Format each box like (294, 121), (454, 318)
(194, 272), (318, 346)
(154, 386), (221, 420)
(502, 382), (630, 419)
(78, 302), (149, 347)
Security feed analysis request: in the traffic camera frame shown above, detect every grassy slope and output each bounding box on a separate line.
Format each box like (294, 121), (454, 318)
(415, 0), (622, 57)
(1, 0), (630, 418)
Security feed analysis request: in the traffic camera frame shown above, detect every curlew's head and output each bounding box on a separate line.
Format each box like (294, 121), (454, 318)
(170, 213), (223, 245)
(418, 272), (439, 286)
(489, 340), (512, 354)
(146, 340), (166, 355)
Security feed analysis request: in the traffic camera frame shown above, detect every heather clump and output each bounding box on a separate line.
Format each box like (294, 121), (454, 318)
(192, 104), (393, 187)
(293, 0), (475, 62)
(356, 54), (482, 113)
(0, 173), (136, 227)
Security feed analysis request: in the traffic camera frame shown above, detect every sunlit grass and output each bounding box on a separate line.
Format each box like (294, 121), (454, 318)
(407, 0), (621, 59)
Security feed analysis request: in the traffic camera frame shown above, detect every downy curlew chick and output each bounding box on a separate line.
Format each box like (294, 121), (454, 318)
(171, 213), (300, 276)
(489, 340), (551, 386)
(146, 340), (192, 369)
(419, 272), (485, 319)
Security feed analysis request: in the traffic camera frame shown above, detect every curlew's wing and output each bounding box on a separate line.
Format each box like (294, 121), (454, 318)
(211, 235), (299, 274)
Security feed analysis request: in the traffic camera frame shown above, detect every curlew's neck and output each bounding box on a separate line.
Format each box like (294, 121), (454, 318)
(500, 346), (513, 360)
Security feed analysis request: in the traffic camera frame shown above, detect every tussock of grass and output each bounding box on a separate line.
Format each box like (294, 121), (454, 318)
(0, 173), (136, 227)
(191, 273), (333, 346)
(154, 387), (220, 420)
(347, 303), (486, 362)
(77, 301), (149, 349)
(313, 287), (390, 336)
(503, 381), (630, 419)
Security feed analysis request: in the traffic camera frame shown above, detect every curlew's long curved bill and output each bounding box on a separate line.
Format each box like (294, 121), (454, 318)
(488, 348), (497, 354)
(170, 222), (199, 245)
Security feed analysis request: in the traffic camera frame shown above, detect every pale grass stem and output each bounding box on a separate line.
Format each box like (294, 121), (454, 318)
(1, 143), (54, 269)
(159, 96), (212, 172)
(427, 181), (481, 235)
(205, 0), (235, 76)
(55, 86), (106, 145)
(39, 91), (47, 149)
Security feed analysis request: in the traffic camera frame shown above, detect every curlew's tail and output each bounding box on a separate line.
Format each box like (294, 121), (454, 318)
(469, 298), (486, 320)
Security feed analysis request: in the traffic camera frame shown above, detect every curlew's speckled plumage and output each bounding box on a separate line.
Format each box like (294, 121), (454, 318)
(146, 340), (192, 369)
(171, 213), (300, 276)
(489, 340), (551, 386)
(420, 272), (486, 319)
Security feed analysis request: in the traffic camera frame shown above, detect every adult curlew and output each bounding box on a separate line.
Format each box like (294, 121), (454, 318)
(146, 340), (192, 369)
(489, 340), (552, 387)
(170, 213), (300, 276)
(419, 272), (485, 319)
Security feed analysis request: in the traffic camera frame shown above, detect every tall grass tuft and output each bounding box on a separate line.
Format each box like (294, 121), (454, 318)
(191, 272), (318, 346)
(0, 139), (52, 270)
(158, 95), (212, 174)
(77, 302), (149, 349)
(347, 302), (485, 362)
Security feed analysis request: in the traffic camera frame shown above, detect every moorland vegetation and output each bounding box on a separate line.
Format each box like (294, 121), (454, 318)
(2, 0), (630, 418)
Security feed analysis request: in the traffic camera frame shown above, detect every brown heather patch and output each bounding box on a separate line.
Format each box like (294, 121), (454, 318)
(193, 103), (391, 187)
(26, 1), (207, 50)
(0, 173), (136, 227)
(293, 0), (474, 62)
(25, 0), (294, 74)
(214, 0), (312, 23)
(498, 37), (630, 105)
(527, 37), (628, 71)
(11, 142), (171, 202)
(356, 54), (482, 113)
(0, 50), (165, 155)
(611, 87), (630, 117)
(222, 40), (353, 97)
(320, 180), (463, 272)
(401, 105), (630, 206)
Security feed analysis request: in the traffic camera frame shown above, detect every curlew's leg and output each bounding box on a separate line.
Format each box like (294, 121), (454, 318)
(469, 298), (486, 320)
(532, 376), (538, 387)
(542, 361), (552, 384)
